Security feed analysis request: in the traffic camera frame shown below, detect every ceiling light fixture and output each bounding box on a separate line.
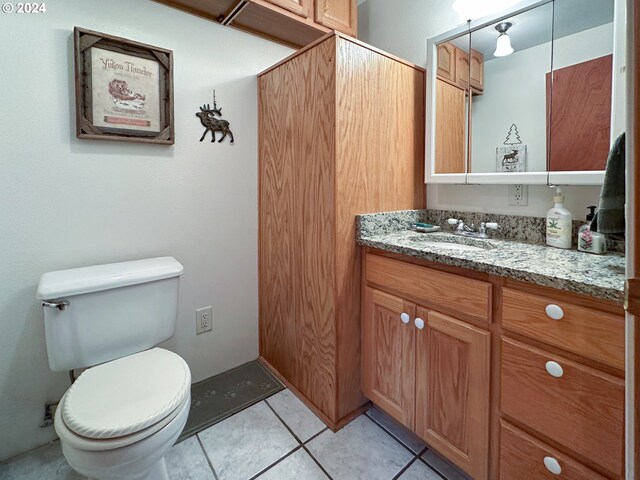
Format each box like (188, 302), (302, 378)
(494, 22), (514, 57)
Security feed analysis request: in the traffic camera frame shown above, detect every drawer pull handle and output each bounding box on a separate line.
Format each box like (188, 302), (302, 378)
(400, 313), (410, 324)
(545, 361), (564, 378)
(414, 318), (425, 330)
(543, 456), (562, 475)
(545, 304), (564, 320)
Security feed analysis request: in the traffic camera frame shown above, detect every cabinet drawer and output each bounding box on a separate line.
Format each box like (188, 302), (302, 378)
(499, 421), (607, 479)
(365, 254), (491, 323)
(501, 287), (624, 370)
(500, 337), (624, 478)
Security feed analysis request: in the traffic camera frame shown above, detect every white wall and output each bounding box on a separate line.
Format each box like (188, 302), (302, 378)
(358, 0), (602, 217)
(472, 23), (614, 173)
(0, 0), (291, 461)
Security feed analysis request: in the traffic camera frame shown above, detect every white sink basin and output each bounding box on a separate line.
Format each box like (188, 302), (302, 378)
(407, 235), (494, 251)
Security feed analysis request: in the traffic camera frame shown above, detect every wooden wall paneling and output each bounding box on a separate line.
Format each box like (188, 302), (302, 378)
(435, 78), (466, 173)
(315, 0), (356, 36)
(361, 287), (416, 429)
(547, 55), (613, 171)
(500, 336), (625, 478)
(415, 309), (491, 480)
(258, 62), (299, 388)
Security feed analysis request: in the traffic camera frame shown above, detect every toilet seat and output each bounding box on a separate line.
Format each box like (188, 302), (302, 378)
(61, 348), (190, 441)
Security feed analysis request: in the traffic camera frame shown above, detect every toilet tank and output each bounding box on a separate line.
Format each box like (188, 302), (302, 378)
(36, 257), (184, 371)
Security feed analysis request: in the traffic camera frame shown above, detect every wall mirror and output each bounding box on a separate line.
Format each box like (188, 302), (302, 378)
(425, 0), (625, 185)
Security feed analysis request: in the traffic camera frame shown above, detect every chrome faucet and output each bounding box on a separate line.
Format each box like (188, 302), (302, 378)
(447, 218), (499, 239)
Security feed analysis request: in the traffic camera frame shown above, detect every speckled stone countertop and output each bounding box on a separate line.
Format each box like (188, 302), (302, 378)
(356, 210), (626, 303)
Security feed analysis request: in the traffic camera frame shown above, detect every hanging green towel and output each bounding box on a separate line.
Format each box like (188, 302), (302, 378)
(591, 132), (625, 237)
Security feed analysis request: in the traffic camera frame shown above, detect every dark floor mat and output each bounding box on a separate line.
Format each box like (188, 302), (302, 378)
(178, 359), (284, 441)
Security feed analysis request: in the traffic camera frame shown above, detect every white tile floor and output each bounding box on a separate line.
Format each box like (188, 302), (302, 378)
(0, 390), (469, 480)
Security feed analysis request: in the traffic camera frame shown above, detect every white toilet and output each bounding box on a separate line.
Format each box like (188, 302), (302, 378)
(37, 257), (191, 480)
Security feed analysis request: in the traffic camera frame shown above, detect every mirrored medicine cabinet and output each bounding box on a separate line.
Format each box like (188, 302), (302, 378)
(425, 0), (626, 185)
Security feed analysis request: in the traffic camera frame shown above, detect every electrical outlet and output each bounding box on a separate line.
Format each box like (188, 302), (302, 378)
(509, 184), (528, 206)
(196, 306), (213, 335)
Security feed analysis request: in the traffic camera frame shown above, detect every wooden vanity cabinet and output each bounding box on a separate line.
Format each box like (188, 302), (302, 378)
(415, 309), (491, 480)
(361, 249), (626, 480)
(362, 252), (492, 480)
(498, 282), (626, 479)
(362, 287), (416, 429)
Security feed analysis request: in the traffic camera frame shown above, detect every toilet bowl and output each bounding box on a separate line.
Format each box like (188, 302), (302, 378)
(53, 348), (191, 480)
(37, 257), (190, 480)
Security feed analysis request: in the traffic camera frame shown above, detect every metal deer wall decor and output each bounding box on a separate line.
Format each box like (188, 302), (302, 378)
(196, 90), (235, 144)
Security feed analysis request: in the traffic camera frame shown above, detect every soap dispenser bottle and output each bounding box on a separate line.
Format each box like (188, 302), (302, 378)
(578, 206), (607, 254)
(546, 186), (572, 249)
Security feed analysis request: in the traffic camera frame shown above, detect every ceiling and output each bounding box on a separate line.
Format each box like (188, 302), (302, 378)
(451, 0), (614, 58)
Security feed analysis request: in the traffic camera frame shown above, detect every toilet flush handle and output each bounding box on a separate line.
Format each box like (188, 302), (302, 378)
(42, 300), (69, 311)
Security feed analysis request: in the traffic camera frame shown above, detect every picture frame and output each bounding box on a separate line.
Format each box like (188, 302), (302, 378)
(73, 27), (174, 145)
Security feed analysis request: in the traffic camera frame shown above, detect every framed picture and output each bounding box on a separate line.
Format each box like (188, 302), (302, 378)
(496, 144), (527, 172)
(73, 27), (174, 144)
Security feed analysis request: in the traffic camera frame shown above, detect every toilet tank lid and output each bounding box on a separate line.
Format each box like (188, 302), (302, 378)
(36, 257), (184, 299)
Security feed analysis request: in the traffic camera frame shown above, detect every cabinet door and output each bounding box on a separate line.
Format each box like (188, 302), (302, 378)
(437, 43), (455, 82)
(315, 0), (356, 36)
(455, 48), (470, 90)
(415, 309), (490, 480)
(264, 0), (312, 18)
(362, 287), (416, 430)
(470, 49), (484, 92)
(435, 78), (466, 174)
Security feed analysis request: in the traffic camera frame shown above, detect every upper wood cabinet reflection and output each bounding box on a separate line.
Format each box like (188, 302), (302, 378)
(265, 0), (312, 18)
(425, 0), (625, 185)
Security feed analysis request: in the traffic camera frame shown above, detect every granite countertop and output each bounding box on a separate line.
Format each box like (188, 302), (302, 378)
(357, 210), (626, 303)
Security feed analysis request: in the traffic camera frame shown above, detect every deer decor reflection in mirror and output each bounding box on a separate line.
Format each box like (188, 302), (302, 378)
(425, 0), (626, 186)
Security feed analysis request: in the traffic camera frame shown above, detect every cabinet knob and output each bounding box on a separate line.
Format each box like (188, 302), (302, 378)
(543, 456), (562, 475)
(545, 304), (564, 320)
(414, 318), (425, 329)
(400, 312), (410, 324)
(545, 361), (564, 378)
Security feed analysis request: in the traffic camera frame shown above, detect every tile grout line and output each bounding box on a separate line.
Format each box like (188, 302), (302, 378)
(264, 398), (333, 479)
(363, 411), (424, 458)
(264, 398), (304, 445)
(196, 434), (220, 480)
(391, 455), (420, 480)
(246, 445), (303, 480)
(417, 455), (455, 480)
(303, 426), (329, 445)
(300, 443), (335, 480)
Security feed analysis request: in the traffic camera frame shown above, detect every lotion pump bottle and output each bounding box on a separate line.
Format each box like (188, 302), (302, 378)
(546, 186), (572, 249)
(578, 206), (606, 254)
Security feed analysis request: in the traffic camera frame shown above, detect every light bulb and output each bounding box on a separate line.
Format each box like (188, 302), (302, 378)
(494, 33), (514, 57)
